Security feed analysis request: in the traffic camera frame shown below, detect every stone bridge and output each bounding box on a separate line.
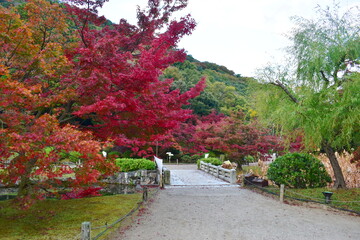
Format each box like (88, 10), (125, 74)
(165, 164), (236, 186)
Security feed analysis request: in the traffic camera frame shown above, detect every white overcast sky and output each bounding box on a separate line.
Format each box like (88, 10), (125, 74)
(99, 0), (359, 77)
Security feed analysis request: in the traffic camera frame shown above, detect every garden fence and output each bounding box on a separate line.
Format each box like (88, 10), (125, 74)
(242, 178), (360, 215)
(73, 187), (158, 240)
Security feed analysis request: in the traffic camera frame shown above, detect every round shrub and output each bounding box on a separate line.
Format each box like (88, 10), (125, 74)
(267, 153), (331, 188)
(115, 158), (156, 172)
(197, 157), (222, 168)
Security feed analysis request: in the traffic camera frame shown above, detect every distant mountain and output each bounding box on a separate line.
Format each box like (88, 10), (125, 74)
(185, 55), (236, 76)
(0, 0), (62, 7)
(163, 55), (253, 116)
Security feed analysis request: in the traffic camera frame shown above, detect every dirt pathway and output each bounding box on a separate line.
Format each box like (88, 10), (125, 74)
(109, 165), (360, 240)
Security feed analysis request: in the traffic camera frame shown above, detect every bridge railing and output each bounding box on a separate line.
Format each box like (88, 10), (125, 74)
(199, 161), (237, 184)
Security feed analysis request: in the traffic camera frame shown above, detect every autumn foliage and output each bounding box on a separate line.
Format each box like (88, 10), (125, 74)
(0, 0), (204, 207)
(63, 0), (205, 155)
(170, 112), (287, 167)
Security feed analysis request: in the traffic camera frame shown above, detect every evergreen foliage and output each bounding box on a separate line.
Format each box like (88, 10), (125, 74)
(163, 55), (250, 116)
(179, 154), (202, 163)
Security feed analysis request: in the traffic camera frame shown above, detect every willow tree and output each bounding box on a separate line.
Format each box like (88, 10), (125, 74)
(253, 4), (360, 188)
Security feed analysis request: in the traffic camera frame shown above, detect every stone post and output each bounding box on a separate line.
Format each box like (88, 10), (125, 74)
(81, 222), (91, 240)
(143, 187), (148, 201)
(229, 169), (237, 184)
(280, 184), (285, 203)
(163, 167), (171, 185)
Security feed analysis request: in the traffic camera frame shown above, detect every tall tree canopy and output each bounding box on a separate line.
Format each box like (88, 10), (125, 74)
(0, 0), (204, 207)
(253, 4), (360, 188)
(62, 0), (205, 153)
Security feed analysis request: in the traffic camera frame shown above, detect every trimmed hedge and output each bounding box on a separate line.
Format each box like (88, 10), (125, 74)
(180, 154), (202, 163)
(115, 158), (156, 172)
(197, 157), (222, 168)
(267, 153), (331, 188)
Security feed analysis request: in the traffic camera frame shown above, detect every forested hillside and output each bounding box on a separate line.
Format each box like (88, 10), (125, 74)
(163, 55), (252, 116)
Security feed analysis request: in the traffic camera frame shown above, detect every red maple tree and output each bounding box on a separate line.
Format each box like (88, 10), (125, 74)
(0, 0), (204, 207)
(62, 0), (205, 156)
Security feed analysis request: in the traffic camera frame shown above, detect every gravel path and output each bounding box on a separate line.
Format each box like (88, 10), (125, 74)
(109, 165), (360, 240)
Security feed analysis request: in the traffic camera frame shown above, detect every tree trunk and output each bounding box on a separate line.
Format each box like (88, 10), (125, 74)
(17, 158), (37, 200)
(17, 174), (33, 199)
(322, 142), (346, 189)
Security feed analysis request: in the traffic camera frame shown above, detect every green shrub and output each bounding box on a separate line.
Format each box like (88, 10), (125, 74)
(180, 155), (192, 163)
(244, 155), (255, 164)
(190, 155), (202, 162)
(267, 153), (331, 188)
(115, 158), (156, 172)
(180, 154), (202, 163)
(197, 157), (222, 168)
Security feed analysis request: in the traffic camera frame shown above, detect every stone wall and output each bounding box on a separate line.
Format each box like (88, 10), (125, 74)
(104, 170), (159, 185)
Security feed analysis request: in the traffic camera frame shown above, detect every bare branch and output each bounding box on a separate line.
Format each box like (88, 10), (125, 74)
(320, 70), (330, 85)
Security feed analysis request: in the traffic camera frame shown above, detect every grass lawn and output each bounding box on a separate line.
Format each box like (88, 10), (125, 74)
(283, 187), (360, 213)
(0, 193), (142, 240)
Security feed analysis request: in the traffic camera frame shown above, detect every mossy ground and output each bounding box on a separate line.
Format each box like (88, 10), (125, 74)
(0, 193), (142, 240)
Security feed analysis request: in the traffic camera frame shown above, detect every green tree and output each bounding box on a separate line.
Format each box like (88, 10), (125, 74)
(207, 81), (247, 115)
(163, 58), (249, 116)
(253, 4), (360, 188)
(162, 65), (219, 115)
